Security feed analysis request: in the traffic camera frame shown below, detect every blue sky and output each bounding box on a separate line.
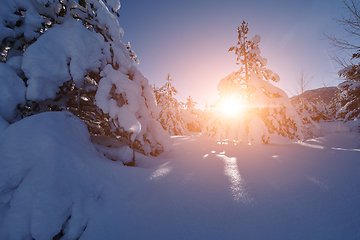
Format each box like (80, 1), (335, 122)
(119, 0), (349, 108)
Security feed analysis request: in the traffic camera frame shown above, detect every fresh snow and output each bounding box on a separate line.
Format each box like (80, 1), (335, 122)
(0, 112), (360, 239)
(0, 63), (26, 122)
(22, 18), (104, 101)
(0, 116), (9, 139)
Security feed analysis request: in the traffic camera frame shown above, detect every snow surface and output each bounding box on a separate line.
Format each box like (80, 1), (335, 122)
(0, 63), (26, 122)
(0, 116), (9, 139)
(1, 112), (360, 239)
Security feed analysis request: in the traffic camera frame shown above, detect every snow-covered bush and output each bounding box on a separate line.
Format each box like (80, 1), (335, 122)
(291, 98), (331, 139)
(292, 98), (332, 123)
(202, 21), (303, 144)
(153, 74), (188, 136)
(0, 0), (171, 155)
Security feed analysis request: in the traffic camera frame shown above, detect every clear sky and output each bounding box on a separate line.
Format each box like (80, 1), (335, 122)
(118, 0), (349, 109)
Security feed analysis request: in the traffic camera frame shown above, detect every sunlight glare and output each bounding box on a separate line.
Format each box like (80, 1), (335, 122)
(221, 97), (243, 116)
(216, 154), (253, 203)
(306, 176), (329, 190)
(150, 162), (173, 181)
(219, 94), (248, 117)
(297, 142), (324, 149)
(129, 123), (141, 134)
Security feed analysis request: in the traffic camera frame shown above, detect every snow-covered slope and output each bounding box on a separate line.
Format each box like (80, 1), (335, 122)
(290, 86), (337, 105)
(0, 112), (360, 239)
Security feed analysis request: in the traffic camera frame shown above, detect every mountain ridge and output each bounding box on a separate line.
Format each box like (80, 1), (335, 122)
(290, 86), (337, 104)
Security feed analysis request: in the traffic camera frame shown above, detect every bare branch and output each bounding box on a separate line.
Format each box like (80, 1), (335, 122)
(293, 68), (314, 97)
(326, 0), (360, 52)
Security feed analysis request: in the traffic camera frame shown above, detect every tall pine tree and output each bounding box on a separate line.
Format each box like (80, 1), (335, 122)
(326, 0), (360, 122)
(0, 0), (171, 156)
(203, 21), (303, 143)
(155, 74), (188, 135)
(180, 95), (203, 132)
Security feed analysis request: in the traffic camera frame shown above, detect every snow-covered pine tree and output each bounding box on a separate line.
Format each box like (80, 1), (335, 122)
(202, 102), (212, 123)
(326, 0), (360, 122)
(330, 77), (360, 121)
(185, 95), (197, 112)
(152, 84), (163, 106)
(202, 21), (303, 144)
(0, 0), (171, 156)
(180, 95), (203, 132)
(156, 74), (188, 135)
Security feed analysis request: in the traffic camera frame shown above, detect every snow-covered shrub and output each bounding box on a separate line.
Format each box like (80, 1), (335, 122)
(153, 74), (189, 136)
(291, 98), (329, 139)
(0, 0), (171, 155)
(292, 98), (331, 125)
(202, 21), (303, 144)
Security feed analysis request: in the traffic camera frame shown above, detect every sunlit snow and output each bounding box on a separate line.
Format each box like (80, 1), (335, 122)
(217, 154), (253, 203)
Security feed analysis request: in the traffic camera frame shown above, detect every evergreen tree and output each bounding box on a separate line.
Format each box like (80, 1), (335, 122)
(185, 95), (197, 113)
(203, 102), (211, 122)
(326, 0), (360, 122)
(0, 0), (171, 156)
(156, 74), (188, 135)
(202, 21), (303, 143)
(330, 81), (360, 121)
(180, 95), (203, 132)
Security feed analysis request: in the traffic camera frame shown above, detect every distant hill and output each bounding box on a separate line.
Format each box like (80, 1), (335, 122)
(290, 86), (337, 105)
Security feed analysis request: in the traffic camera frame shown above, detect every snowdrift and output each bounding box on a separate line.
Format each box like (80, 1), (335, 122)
(0, 112), (140, 239)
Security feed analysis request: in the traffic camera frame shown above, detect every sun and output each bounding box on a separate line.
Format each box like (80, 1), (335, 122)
(220, 96), (244, 116)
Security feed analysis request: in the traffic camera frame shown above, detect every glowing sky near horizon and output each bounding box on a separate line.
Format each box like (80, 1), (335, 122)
(119, 0), (348, 109)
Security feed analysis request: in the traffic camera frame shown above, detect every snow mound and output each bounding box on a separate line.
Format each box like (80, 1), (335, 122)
(0, 111), (128, 240)
(331, 122), (351, 133)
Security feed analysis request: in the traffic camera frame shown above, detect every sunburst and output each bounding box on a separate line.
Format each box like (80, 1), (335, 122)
(220, 95), (245, 116)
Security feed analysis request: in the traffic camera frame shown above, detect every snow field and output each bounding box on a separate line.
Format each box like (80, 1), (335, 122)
(1, 112), (359, 239)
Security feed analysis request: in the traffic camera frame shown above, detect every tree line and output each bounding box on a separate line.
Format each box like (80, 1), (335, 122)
(0, 0), (359, 162)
